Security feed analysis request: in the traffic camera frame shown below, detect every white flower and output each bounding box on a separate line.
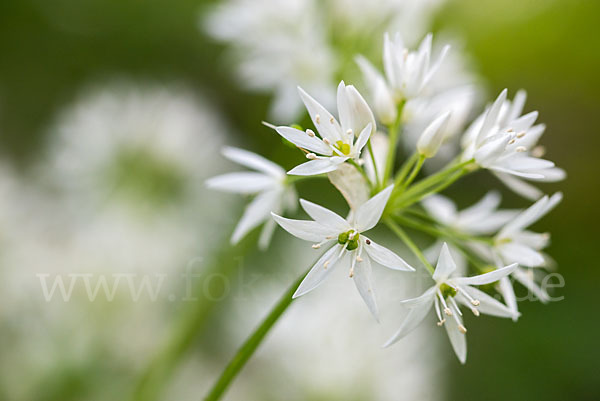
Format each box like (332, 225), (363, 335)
(422, 191), (518, 236)
(206, 147), (297, 249)
(462, 90), (565, 198)
(384, 243), (518, 363)
(272, 185), (414, 319)
(416, 111), (451, 158)
(357, 33), (450, 113)
(271, 81), (376, 176)
(495, 192), (562, 268)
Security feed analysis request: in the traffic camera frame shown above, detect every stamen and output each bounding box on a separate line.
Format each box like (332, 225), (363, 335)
(365, 239), (371, 245)
(516, 131), (526, 138)
(315, 114), (321, 124)
(356, 255), (363, 262)
(437, 290), (452, 316)
(506, 128), (515, 133)
(459, 287), (480, 306)
(306, 153), (317, 160)
(437, 319), (446, 327)
(306, 129), (315, 137)
(471, 307), (480, 317)
(323, 260), (330, 269)
(434, 297), (443, 324)
(346, 129), (353, 136)
(516, 146), (527, 152)
(329, 116), (334, 124)
(312, 244), (321, 249)
(449, 297), (463, 316)
(458, 324), (467, 334)
(323, 138), (331, 145)
(508, 139), (516, 145)
(532, 145), (546, 158)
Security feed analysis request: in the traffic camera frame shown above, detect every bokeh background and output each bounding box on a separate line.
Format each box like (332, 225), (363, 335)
(0, 0), (598, 400)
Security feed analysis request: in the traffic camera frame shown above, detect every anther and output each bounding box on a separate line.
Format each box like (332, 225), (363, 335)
(306, 129), (315, 137)
(315, 114), (321, 124)
(516, 131), (526, 138)
(323, 260), (330, 269)
(365, 239), (371, 245)
(312, 244), (321, 249)
(349, 268), (355, 278)
(532, 146), (545, 158)
(323, 138), (331, 145)
(471, 299), (480, 306)
(506, 128), (515, 133)
(306, 153), (317, 160)
(471, 308), (480, 317)
(437, 319), (446, 327)
(516, 146), (527, 152)
(508, 139), (516, 145)
(346, 129), (353, 136)
(356, 255), (363, 262)
(458, 325), (467, 334)
(329, 117), (334, 124)
(444, 308), (452, 316)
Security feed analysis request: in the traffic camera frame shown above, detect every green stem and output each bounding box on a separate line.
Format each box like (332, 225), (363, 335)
(203, 267), (308, 401)
(381, 101), (406, 188)
(384, 218), (434, 275)
(401, 154), (426, 190)
(349, 159), (373, 190)
(393, 152), (418, 188)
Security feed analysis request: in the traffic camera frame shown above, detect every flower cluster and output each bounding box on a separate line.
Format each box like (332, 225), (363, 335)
(207, 32), (564, 363)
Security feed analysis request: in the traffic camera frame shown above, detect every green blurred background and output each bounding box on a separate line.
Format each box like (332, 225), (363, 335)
(0, 0), (598, 400)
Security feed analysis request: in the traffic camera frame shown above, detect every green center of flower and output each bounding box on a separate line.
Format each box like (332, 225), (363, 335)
(338, 230), (359, 250)
(334, 140), (351, 156)
(439, 283), (457, 298)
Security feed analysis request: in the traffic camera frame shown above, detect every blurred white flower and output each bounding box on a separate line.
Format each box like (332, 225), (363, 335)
(385, 243), (518, 363)
(272, 185), (414, 319)
(271, 81), (375, 176)
(416, 111), (452, 158)
(207, 147), (297, 249)
(462, 90), (565, 198)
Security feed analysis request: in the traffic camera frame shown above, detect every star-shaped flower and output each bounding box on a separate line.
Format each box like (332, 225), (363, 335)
(357, 33), (449, 123)
(270, 81), (376, 176)
(272, 185), (414, 319)
(206, 147), (297, 249)
(384, 243), (518, 364)
(462, 90), (565, 198)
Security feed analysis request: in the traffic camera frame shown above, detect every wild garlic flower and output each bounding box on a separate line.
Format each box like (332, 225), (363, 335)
(385, 243), (518, 363)
(271, 81), (376, 176)
(272, 186), (414, 319)
(422, 191), (518, 236)
(462, 90), (565, 198)
(357, 33), (449, 123)
(206, 147), (297, 250)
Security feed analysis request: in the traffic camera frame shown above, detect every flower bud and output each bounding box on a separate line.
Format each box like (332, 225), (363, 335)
(417, 111), (451, 158)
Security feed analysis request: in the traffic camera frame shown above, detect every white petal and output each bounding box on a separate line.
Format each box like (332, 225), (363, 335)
(383, 290), (435, 347)
(454, 263), (518, 285)
(499, 242), (545, 267)
(432, 243), (457, 282)
(444, 309), (467, 364)
(499, 276), (519, 321)
(222, 147), (284, 177)
(297, 86), (342, 143)
(258, 218), (277, 250)
(363, 237), (414, 271)
(287, 158), (346, 176)
(299, 199), (350, 232)
(474, 133), (511, 166)
(421, 194), (457, 226)
(352, 256), (379, 320)
(354, 123), (372, 153)
(498, 192), (561, 238)
(417, 111), (451, 158)
(231, 190), (279, 244)
(506, 89), (527, 122)
(293, 245), (343, 298)
(477, 89), (507, 145)
(206, 172), (275, 194)
(275, 126), (332, 155)
(354, 185), (394, 232)
(458, 286), (518, 319)
(271, 213), (336, 242)
(337, 82), (376, 137)
(494, 172), (544, 201)
(513, 268), (550, 303)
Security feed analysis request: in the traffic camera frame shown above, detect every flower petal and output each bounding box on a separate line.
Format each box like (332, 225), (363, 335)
(287, 158), (346, 176)
(499, 276), (519, 321)
(222, 147), (284, 177)
(354, 185), (394, 232)
(454, 263), (518, 285)
(494, 172), (544, 201)
(458, 285), (518, 319)
(337, 81), (376, 137)
(293, 245), (343, 298)
(432, 242), (457, 282)
(421, 194), (457, 226)
(275, 126), (332, 155)
(352, 256), (379, 320)
(297, 86), (342, 143)
(363, 237), (414, 271)
(271, 213), (336, 242)
(444, 309), (467, 364)
(383, 290), (435, 347)
(206, 172), (275, 194)
(231, 190), (279, 244)
(299, 199), (350, 232)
